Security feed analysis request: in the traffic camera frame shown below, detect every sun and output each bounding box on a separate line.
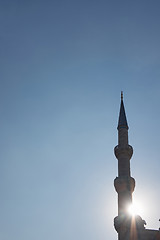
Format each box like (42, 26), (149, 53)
(127, 201), (143, 216)
(128, 204), (137, 216)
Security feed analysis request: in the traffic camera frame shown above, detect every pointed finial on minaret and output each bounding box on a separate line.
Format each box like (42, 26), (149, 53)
(121, 91), (123, 101)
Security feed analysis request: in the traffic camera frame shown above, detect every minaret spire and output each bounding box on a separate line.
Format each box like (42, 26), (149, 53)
(118, 92), (128, 130)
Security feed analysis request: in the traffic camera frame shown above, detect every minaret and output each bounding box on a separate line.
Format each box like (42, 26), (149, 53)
(114, 92), (135, 239)
(114, 93), (160, 240)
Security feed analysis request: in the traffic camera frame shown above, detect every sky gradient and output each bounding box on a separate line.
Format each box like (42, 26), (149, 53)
(1, 1), (160, 240)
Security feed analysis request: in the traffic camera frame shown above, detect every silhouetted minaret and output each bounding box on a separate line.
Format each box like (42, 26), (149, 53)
(114, 92), (135, 215)
(114, 92), (135, 239)
(113, 92), (160, 240)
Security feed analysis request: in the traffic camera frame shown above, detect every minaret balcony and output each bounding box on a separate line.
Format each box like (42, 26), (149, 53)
(114, 145), (133, 160)
(114, 176), (135, 193)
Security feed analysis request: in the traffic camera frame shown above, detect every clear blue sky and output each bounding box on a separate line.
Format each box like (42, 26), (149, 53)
(1, 1), (160, 239)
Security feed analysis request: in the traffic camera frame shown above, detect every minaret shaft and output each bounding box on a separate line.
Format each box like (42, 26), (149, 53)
(115, 127), (133, 178)
(118, 128), (128, 147)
